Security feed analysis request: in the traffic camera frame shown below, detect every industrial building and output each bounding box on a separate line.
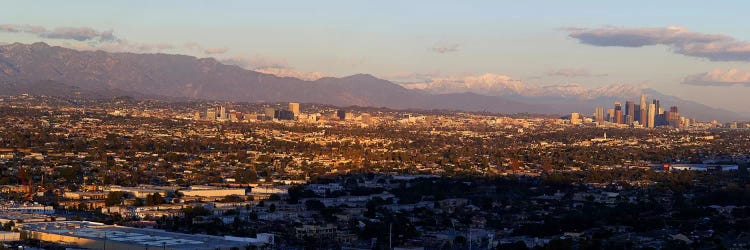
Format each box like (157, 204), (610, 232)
(180, 185), (246, 197)
(20, 221), (273, 250)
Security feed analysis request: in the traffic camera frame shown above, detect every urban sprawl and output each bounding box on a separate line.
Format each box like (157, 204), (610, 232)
(0, 94), (748, 249)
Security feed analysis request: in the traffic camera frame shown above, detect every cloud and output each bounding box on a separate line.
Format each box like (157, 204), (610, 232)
(0, 23), (178, 53)
(184, 42), (202, 51)
(383, 71), (444, 82)
(401, 73), (535, 95)
(62, 40), (174, 53)
(41, 27), (116, 42)
(1, 23), (327, 80)
(255, 67), (326, 81)
(184, 42), (229, 55)
(431, 43), (460, 53)
(204, 47), (228, 54)
(568, 26), (750, 61)
(219, 55), (289, 69)
(548, 68), (607, 77)
(1, 23), (119, 42)
(400, 73), (645, 99)
(217, 55), (325, 81)
(682, 69), (750, 86)
(0, 24), (46, 34)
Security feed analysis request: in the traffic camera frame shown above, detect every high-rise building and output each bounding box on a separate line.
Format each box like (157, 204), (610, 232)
(206, 108), (216, 121)
(219, 106), (227, 120)
(633, 104), (641, 123)
(289, 102), (300, 117)
(361, 113), (372, 125)
(667, 106), (680, 128)
(337, 109), (347, 120)
(274, 109), (295, 120)
(639, 94), (647, 125)
(607, 108), (615, 123)
(594, 107), (605, 123)
(570, 112), (581, 124)
(264, 108), (275, 119)
(614, 102), (623, 124)
(647, 103), (656, 128)
(625, 101), (635, 124)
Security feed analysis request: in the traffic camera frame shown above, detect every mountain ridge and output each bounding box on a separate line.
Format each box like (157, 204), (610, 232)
(0, 42), (743, 121)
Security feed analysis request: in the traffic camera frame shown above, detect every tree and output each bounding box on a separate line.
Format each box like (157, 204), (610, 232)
(305, 199), (325, 211)
(2, 221), (14, 231)
(146, 193), (164, 206)
(222, 195), (244, 203)
(105, 191), (126, 206)
(269, 204), (276, 213)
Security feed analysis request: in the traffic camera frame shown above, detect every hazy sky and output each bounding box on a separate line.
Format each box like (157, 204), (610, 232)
(2, 1), (750, 114)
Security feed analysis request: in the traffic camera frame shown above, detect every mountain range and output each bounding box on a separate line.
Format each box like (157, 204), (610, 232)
(0, 42), (743, 121)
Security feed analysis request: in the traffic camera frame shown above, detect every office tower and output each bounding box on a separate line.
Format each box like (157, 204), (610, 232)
(570, 112), (581, 124)
(594, 107), (604, 123)
(231, 112), (242, 122)
(652, 99), (660, 114)
(337, 109), (347, 120)
(639, 95), (647, 125)
(613, 102), (622, 124)
(625, 101), (635, 124)
(274, 109), (295, 120)
(194, 111), (201, 120)
(607, 108), (615, 123)
(206, 108), (216, 121)
(657, 112), (666, 126)
(633, 104), (641, 122)
(264, 107), (275, 119)
(361, 113), (372, 124)
(648, 104), (656, 128)
(668, 106), (679, 127)
(219, 106), (227, 120)
(289, 102), (300, 117)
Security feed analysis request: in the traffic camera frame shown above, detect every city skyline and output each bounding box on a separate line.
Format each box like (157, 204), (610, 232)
(2, 3), (750, 249)
(1, 1), (750, 115)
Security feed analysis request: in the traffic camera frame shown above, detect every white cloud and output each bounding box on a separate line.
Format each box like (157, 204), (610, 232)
(569, 26), (750, 61)
(683, 69), (750, 86)
(401, 73), (535, 95)
(217, 55), (325, 80)
(400, 73), (644, 99)
(255, 67), (326, 81)
(218, 55), (289, 69)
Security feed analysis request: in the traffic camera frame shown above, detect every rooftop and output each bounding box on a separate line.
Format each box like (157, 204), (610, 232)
(20, 221), (267, 249)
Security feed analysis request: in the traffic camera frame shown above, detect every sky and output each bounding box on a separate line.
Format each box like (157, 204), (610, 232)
(1, 0), (750, 114)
